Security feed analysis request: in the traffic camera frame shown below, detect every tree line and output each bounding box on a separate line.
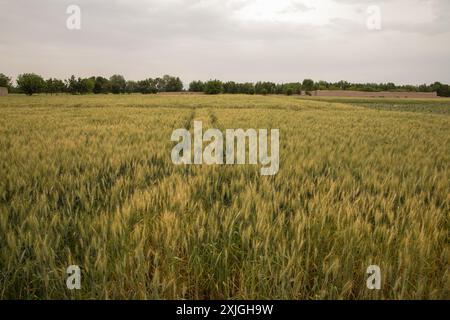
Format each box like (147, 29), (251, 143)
(190, 79), (450, 97)
(0, 73), (183, 95)
(1, 73), (449, 97)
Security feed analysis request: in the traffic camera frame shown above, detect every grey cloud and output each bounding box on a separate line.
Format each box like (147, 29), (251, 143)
(0, 0), (449, 85)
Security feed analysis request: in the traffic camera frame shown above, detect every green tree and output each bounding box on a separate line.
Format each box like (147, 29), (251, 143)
(125, 81), (138, 94)
(45, 78), (66, 94)
(78, 78), (94, 94)
(93, 77), (110, 94)
(189, 81), (205, 92)
(204, 80), (223, 94)
(238, 82), (255, 94)
(137, 79), (158, 94)
(302, 79), (315, 93)
(275, 84), (284, 94)
(109, 75), (126, 94)
(432, 82), (450, 97)
(163, 75), (183, 92)
(385, 82), (396, 91)
(255, 82), (276, 95)
(223, 81), (238, 94)
(17, 73), (45, 95)
(66, 75), (79, 94)
(317, 80), (330, 90)
(53, 79), (66, 93)
(45, 78), (55, 94)
(154, 77), (164, 92)
(0, 73), (12, 89)
(337, 80), (351, 90)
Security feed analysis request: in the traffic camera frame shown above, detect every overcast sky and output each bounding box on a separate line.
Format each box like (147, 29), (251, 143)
(0, 0), (449, 85)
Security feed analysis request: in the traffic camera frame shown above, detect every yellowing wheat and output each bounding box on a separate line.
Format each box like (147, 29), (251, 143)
(0, 94), (449, 300)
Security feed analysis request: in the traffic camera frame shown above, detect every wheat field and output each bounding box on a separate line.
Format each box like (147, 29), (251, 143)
(0, 94), (449, 299)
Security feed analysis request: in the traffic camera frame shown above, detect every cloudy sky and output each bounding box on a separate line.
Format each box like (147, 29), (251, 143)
(0, 0), (449, 85)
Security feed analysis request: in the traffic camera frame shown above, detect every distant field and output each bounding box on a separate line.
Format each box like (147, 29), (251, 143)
(0, 94), (449, 299)
(299, 96), (450, 115)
